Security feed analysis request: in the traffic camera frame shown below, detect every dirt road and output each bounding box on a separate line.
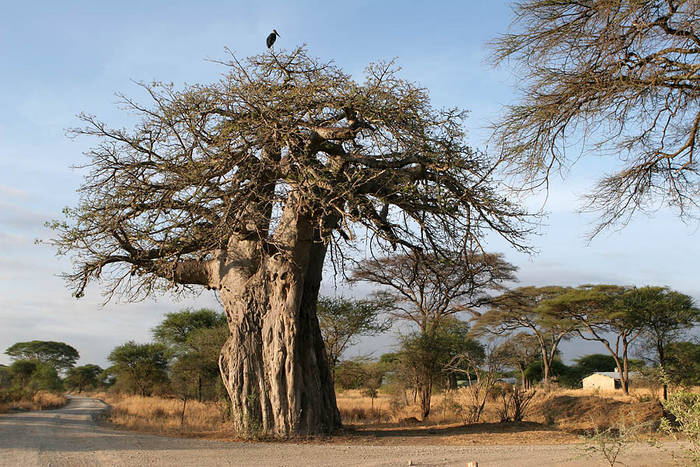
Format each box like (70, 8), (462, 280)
(0, 396), (679, 466)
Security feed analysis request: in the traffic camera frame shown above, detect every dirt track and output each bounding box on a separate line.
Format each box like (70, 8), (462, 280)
(0, 396), (679, 466)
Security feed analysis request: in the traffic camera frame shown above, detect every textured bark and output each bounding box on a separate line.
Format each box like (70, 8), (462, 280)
(216, 209), (340, 437)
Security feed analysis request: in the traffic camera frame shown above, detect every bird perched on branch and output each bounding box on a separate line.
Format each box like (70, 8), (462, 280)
(266, 29), (280, 48)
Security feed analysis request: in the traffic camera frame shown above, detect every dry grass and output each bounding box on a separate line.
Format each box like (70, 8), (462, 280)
(0, 391), (66, 413)
(337, 387), (665, 431)
(93, 392), (228, 435)
(93, 386), (671, 444)
(528, 388), (663, 433)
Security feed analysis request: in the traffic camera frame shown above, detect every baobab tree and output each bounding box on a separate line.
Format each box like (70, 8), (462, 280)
(51, 47), (528, 436)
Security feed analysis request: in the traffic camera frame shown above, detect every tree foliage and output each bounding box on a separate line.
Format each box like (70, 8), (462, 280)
(495, 332), (541, 386)
(153, 308), (227, 352)
(65, 364), (104, 393)
(541, 284), (642, 393)
(399, 317), (484, 419)
(51, 46), (529, 301)
(632, 286), (700, 369)
(152, 309), (228, 401)
(352, 250), (517, 332)
(665, 341), (700, 387)
(492, 0), (700, 235)
(575, 354), (618, 375)
(317, 296), (391, 369)
(472, 286), (575, 384)
(6, 360), (63, 392)
(107, 341), (169, 396)
(5, 341), (79, 372)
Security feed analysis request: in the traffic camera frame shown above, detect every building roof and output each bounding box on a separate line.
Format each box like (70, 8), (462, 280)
(583, 371), (641, 381)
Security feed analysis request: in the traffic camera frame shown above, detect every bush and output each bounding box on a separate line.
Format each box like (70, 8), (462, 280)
(581, 420), (648, 467)
(660, 390), (700, 464)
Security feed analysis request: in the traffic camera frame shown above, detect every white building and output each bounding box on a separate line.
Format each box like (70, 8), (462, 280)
(582, 371), (639, 391)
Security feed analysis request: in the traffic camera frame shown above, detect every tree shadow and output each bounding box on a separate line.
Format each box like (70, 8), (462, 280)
(345, 421), (560, 438)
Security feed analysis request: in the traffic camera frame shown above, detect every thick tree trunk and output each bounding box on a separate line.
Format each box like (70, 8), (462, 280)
(216, 228), (340, 437)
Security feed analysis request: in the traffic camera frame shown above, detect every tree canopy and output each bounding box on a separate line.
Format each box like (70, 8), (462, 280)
(541, 284), (642, 392)
(153, 308), (227, 353)
(352, 250), (517, 332)
(65, 364), (104, 393)
(5, 341), (79, 372)
(52, 47), (529, 301)
(316, 296), (391, 369)
(472, 286), (576, 384)
(492, 0), (700, 235)
(108, 341), (169, 396)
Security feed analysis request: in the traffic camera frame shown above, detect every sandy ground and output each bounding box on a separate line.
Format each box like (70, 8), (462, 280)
(0, 396), (682, 466)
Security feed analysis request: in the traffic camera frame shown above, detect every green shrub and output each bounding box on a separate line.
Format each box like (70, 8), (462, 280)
(660, 390), (700, 465)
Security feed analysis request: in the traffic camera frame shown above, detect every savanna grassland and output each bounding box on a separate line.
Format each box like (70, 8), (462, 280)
(0, 391), (66, 414)
(92, 386), (667, 446)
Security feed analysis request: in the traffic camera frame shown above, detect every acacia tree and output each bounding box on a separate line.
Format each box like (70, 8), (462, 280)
(472, 286), (576, 385)
(631, 286), (700, 399)
(65, 364), (104, 393)
(492, 0), (700, 235)
(108, 341), (169, 396)
(352, 250), (516, 418)
(317, 296), (391, 371)
(352, 250), (518, 332)
(153, 309), (228, 402)
(399, 317), (484, 418)
(542, 285), (643, 394)
(495, 332), (541, 387)
(5, 341), (79, 373)
(153, 308), (227, 353)
(51, 47), (528, 436)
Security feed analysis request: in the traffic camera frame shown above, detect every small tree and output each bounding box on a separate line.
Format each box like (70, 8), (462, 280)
(168, 326), (229, 402)
(445, 343), (502, 424)
(495, 332), (541, 387)
(65, 364), (104, 393)
(5, 341), (79, 373)
(333, 358), (374, 390)
(398, 317), (484, 419)
(317, 296), (391, 372)
(153, 308), (228, 401)
(496, 385), (537, 423)
(473, 286), (576, 385)
(631, 286), (700, 399)
(352, 250), (514, 419)
(542, 285), (643, 394)
(108, 341), (169, 396)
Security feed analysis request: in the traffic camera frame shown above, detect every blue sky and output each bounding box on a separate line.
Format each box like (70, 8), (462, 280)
(1, 1), (698, 368)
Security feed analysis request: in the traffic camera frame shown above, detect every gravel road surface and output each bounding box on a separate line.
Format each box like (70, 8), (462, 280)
(0, 396), (679, 466)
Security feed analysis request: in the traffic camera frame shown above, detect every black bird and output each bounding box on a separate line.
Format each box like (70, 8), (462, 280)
(266, 29), (280, 48)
